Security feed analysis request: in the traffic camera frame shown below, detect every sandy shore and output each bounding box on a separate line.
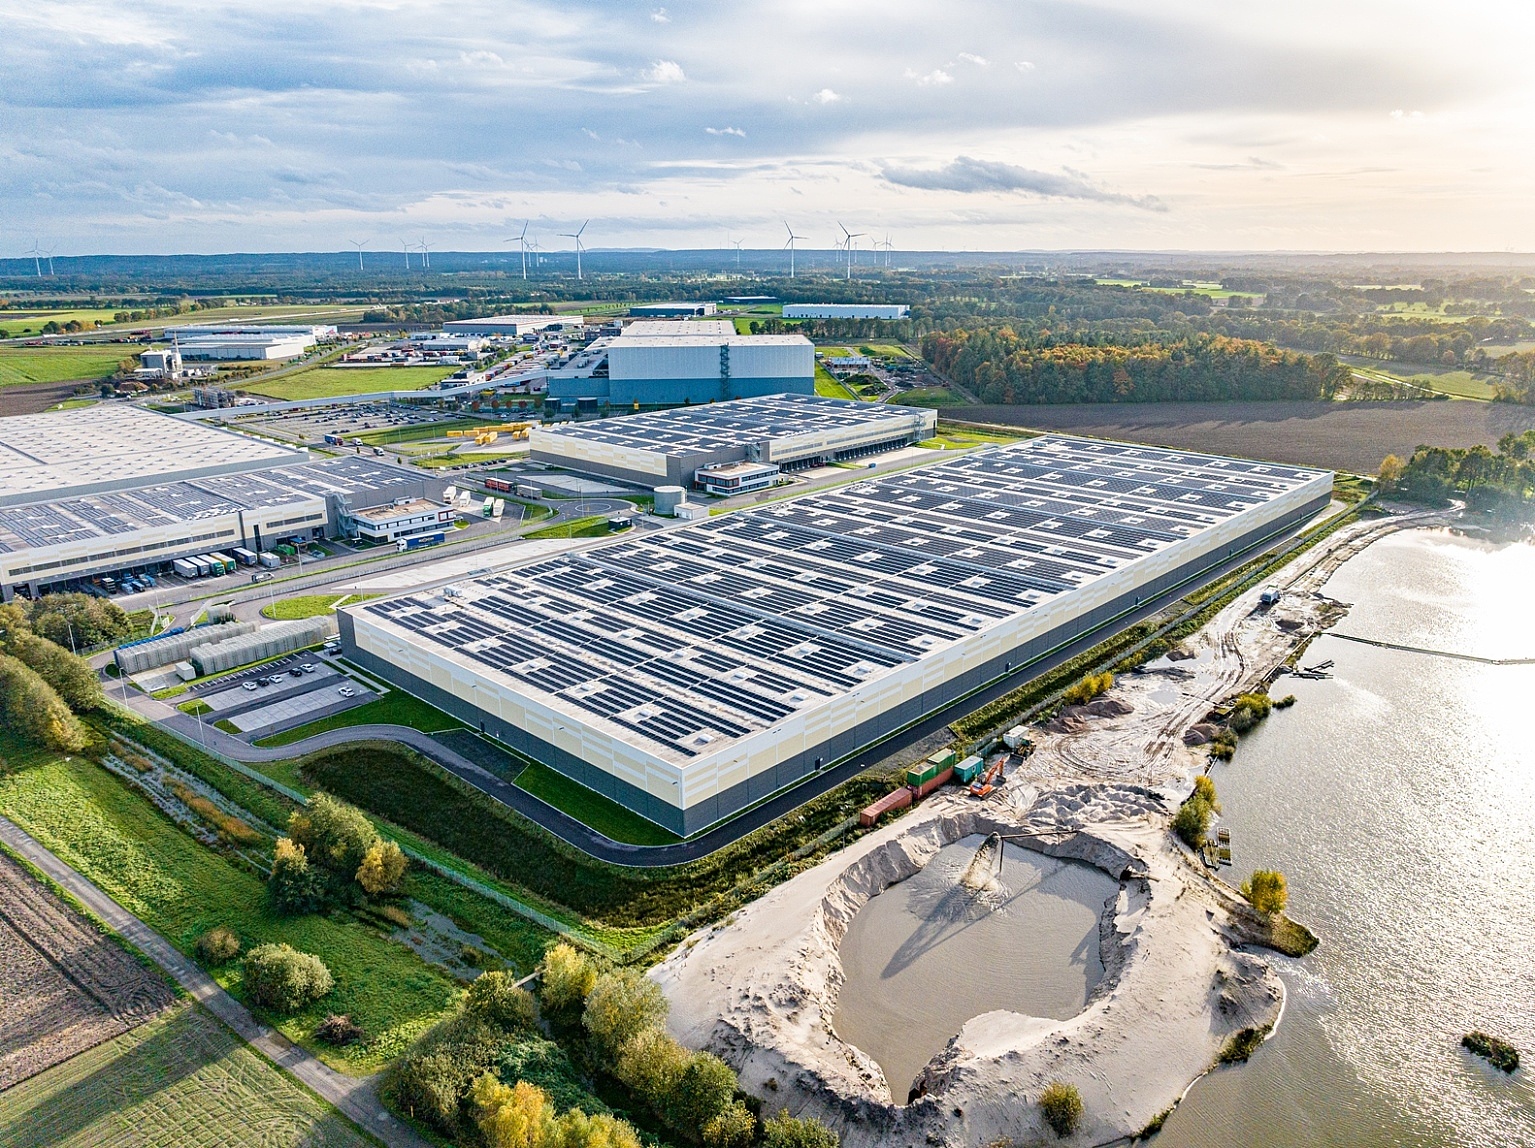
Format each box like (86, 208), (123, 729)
(652, 507), (1449, 1146)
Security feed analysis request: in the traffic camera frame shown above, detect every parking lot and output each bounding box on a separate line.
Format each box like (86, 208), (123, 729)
(236, 401), (464, 445)
(188, 652), (377, 739)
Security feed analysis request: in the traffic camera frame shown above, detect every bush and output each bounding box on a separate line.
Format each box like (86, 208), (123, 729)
(1062, 671), (1114, 706)
(702, 1102), (756, 1148)
(11, 634), (103, 713)
(316, 1014), (365, 1046)
(1173, 797), (1212, 848)
(1462, 1030), (1520, 1073)
(1273, 693), (1297, 709)
(1209, 729), (1238, 760)
(471, 1075), (643, 1148)
(356, 839), (408, 896)
(1228, 692), (1273, 733)
(500, 1037), (609, 1116)
(583, 968), (669, 1063)
(615, 1027), (687, 1114)
(242, 943), (333, 1013)
(466, 971), (539, 1033)
(1218, 1025), (1271, 1064)
(1240, 870), (1289, 915)
(1191, 774), (1221, 813)
(289, 794), (379, 880)
(267, 837), (326, 915)
(540, 943), (598, 1023)
(761, 1112), (839, 1148)
(668, 1050), (738, 1139)
(385, 1012), (507, 1135)
(550, 1108), (642, 1148)
(195, 926), (241, 964)
(1039, 1080), (1084, 1137)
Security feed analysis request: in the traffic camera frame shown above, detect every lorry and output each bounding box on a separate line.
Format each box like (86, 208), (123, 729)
(208, 552), (237, 575)
(258, 551), (282, 569)
(396, 531), (445, 553)
(172, 558), (201, 579)
(230, 547), (258, 566)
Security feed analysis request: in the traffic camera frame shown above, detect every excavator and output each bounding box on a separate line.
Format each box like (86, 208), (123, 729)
(969, 757), (1006, 798)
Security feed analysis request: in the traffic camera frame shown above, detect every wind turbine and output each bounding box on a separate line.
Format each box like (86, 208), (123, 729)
(877, 233), (894, 269)
(400, 239), (412, 270)
(503, 220), (531, 279)
(348, 239), (367, 272)
(782, 221), (807, 278)
(561, 220), (589, 280)
(732, 239), (744, 270)
(40, 245), (56, 276)
(838, 222), (865, 280)
(417, 238), (433, 271)
(27, 242), (42, 278)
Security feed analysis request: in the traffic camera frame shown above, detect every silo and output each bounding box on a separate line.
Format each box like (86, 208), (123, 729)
(654, 485), (686, 516)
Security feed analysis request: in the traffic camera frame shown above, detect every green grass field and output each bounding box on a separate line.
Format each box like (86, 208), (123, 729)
(0, 347), (132, 388)
(0, 308), (124, 338)
(814, 364), (857, 400)
(524, 514), (612, 540)
(891, 386), (967, 407)
(259, 593), (376, 621)
(253, 689), (466, 748)
(514, 761), (680, 846)
(244, 366), (453, 401)
(0, 1003), (374, 1148)
(0, 744), (459, 1070)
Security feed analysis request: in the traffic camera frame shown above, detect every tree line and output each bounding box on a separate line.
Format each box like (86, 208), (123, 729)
(921, 329), (1348, 405)
(1378, 431), (1535, 512)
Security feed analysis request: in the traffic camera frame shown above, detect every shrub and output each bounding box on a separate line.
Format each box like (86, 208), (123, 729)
(1462, 1031), (1520, 1073)
(1173, 797), (1212, 848)
(356, 839), (409, 896)
(242, 943), (333, 1013)
(11, 633), (103, 713)
(1062, 671), (1114, 706)
(471, 1074), (551, 1148)
(1273, 694), (1297, 709)
(1228, 691), (1273, 733)
(195, 926), (241, 964)
(1218, 1024), (1271, 1064)
(668, 1050), (738, 1139)
(268, 837), (326, 915)
(0, 652), (86, 751)
(761, 1112), (839, 1148)
(551, 1109), (642, 1148)
(500, 1037), (608, 1116)
(1191, 774), (1221, 812)
(316, 1014), (365, 1046)
(466, 971), (539, 1033)
(385, 1012), (506, 1135)
(1038, 1081), (1084, 1137)
(540, 943), (598, 1023)
(702, 1102), (756, 1148)
(583, 968), (669, 1063)
(289, 794), (379, 880)
(1209, 728), (1239, 760)
(1241, 870), (1289, 915)
(614, 1027), (687, 1113)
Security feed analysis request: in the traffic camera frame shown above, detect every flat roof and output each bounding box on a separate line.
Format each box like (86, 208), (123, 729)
(533, 393), (925, 460)
(622, 320), (738, 338)
(351, 498), (445, 523)
(359, 436), (1326, 766)
(0, 455), (422, 555)
(0, 407), (307, 506)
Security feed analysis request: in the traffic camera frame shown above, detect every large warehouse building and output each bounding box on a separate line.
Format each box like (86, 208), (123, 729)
(342, 436), (1332, 834)
(443, 315), (585, 338)
(783, 304), (909, 320)
(546, 332), (814, 407)
(529, 394), (936, 488)
(0, 406), (433, 600)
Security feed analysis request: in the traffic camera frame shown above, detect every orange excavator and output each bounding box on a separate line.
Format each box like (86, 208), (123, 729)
(969, 757), (1006, 798)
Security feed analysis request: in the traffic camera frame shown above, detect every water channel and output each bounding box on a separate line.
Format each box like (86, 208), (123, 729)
(1159, 528), (1535, 1146)
(832, 835), (1116, 1098)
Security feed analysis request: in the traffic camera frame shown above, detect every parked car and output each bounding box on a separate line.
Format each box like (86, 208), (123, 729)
(338, 686), (355, 698)
(250, 572), (274, 584)
(299, 663), (316, 673)
(290, 668), (304, 678)
(242, 681), (259, 692)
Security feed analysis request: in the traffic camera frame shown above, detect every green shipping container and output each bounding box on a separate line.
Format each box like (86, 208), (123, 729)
(905, 762), (940, 787)
(927, 748), (958, 770)
(953, 755), (984, 784)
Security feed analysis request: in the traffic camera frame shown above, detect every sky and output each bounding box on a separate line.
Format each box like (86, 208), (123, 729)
(4, 0), (1534, 256)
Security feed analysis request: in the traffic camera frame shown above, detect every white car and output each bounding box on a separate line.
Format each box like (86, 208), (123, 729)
(338, 686), (355, 698)
(242, 681), (259, 692)
(299, 663), (316, 673)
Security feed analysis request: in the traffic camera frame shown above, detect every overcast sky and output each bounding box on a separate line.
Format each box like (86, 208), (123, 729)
(4, 0), (1533, 255)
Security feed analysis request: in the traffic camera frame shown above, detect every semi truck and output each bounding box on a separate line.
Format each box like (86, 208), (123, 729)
(230, 547), (259, 566)
(396, 532), (445, 552)
(172, 558), (201, 579)
(208, 552), (237, 575)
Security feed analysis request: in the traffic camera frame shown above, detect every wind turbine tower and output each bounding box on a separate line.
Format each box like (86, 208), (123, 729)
(782, 221), (807, 278)
(349, 239), (367, 272)
(27, 242), (42, 278)
(561, 220), (589, 280)
(400, 239), (412, 270)
(503, 220), (531, 279)
(838, 222), (865, 280)
(417, 238), (433, 271)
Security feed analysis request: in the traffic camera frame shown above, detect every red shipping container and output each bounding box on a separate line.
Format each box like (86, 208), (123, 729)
(858, 787), (913, 827)
(914, 767), (954, 799)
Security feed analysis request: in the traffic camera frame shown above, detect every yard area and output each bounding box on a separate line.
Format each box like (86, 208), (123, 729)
(0, 1003), (374, 1148)
(0, 347), (131, 388)
(252, 688), (466, 747)
(259, 593), (376, 621)
(242, 365), (454, 401)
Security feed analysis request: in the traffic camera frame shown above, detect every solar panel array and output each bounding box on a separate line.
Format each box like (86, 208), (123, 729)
(360, 436), (1325, 765)
(534, 393), (926, 459)
(0, 455), (419, 555)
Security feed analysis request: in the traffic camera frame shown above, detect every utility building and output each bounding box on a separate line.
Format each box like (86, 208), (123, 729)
(342, 436), (1331, 834)
(528, 393), (934, 488)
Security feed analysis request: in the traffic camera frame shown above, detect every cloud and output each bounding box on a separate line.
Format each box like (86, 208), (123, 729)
(812, 88), (841, 104)
(1015, 60), (1036, 71)
(958, 53), (988, 67)
(909, 68), (954, 87)
(651, 7), (670, 22)
(705, 126), (746, 137)
(880, 155), (1166, 210)
(641, 59), (686, 84)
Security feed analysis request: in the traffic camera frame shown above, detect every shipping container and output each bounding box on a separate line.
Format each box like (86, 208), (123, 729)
(275, 544), (297, 557)
(230, 547), (258, 566)
(953, 755), (984, 784)
(172, 558), (200, 579)
(1002, 725), (1031, 751)
(258, 552), (282, 569)
(189, 556), (212, 577)
(516, 483), (541, 499)
(484, 476), (514, 494)
(905, 762), (939, 788)
(927, 748), (958, 770)
(858, 787), (913, 828)
(914, 767), (954, 799)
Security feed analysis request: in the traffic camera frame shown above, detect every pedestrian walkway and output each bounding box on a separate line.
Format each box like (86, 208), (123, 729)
(0, 815), (431, 1148)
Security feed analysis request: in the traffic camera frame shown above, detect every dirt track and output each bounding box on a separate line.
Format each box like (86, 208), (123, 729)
(954, 400), (1535, 474)
(0, 851), (174, 1090)
(0, 381), (86, 417)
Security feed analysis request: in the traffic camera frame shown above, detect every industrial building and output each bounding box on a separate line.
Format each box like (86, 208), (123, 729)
(546, 332), (815, 407)
(341, 498), (455, 544)
(783, 304), (909, 320)
(528, 393), (935, 488)
(0, 407), (435, 600)
(443, 315), (585, 338)
(162, 323), (338, 340)
(342, 436), (1332, 833)
(177, 334), (314, 361)
(631, 302), (717, 317)
(621, 320), (737, 338)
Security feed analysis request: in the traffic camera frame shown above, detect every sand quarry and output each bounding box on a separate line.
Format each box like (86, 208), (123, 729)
(653, 508), (1445, 1146)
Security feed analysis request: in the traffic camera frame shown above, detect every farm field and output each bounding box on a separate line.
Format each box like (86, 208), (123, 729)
(243, 365), (453, 401)
(891, 386), (966, 407)
(0, 742), (459, 1071)
(0, 850), (175, 1089)
(0, 347), (131, 388)
(0, 308), (124, 337)
(959, 399), (1535, 474)
(0, 1003), (373, 1148)
(1338, 355), (1499, 400)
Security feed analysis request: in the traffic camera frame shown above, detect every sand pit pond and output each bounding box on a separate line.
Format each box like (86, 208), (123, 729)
(832, 834), (1117, 1097)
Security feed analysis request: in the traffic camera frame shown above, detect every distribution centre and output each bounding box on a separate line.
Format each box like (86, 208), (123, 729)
(545, 332), (814, 407)
(341, 436), (1332, 834)
(528, 393), (936, 488)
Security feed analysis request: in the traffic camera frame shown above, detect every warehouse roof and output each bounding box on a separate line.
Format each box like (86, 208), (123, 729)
(0, 406), (306, 505)
(610, 334), (807, 349)
(357, 436), (1326, 766)
(533, 393), (925, 459)
(622, 320), (737, 338)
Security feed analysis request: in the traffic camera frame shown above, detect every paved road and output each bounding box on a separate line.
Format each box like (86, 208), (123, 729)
(0, 815), (431, 1148)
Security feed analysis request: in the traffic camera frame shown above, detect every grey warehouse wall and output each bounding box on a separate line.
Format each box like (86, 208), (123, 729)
(341, 491), (1330, 837)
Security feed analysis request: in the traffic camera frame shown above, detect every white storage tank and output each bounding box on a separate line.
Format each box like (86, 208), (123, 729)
(655, 486), (686, 516)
